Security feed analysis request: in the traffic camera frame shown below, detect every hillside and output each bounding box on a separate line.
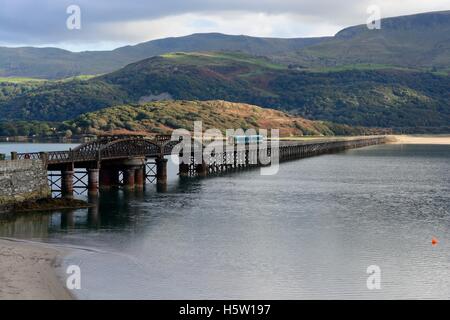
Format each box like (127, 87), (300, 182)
(290, 10), (450, 70)
(0, 34), (327, 79)
(1, 52), (448, 131)
(0, 11), (449, 79)
(63, 100), (382, 136)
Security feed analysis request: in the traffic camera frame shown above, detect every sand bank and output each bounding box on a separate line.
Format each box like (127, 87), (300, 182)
(0, 238), (73, 300)
(388, 135), (450, 145)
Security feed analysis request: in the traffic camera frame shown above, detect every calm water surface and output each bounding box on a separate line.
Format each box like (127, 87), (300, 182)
(0, 143), (449, 299)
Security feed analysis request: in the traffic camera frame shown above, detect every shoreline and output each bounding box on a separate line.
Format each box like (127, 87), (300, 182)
(388, 134), (450, 145)
(0, 238), (74, 300)
(0, 198), (93, 217)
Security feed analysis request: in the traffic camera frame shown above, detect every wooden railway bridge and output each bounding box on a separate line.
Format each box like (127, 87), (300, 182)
(9, 135), (387, 198)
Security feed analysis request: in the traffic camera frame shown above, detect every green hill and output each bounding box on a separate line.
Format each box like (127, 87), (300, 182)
(1, 52), (448, 131)
(63, 100), (385, 137)
(289, 10), (450, 71)
(0, 34), (327, 79)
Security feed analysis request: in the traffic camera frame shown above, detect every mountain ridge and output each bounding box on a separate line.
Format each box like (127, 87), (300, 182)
(0, 33), (328, 79)
(1, 10), (449, 78)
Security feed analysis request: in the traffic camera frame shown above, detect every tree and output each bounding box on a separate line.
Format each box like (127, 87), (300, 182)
(64, 129), (73, 138)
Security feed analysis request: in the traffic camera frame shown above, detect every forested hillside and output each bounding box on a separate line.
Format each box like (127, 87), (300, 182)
(1, 52), (448, 131)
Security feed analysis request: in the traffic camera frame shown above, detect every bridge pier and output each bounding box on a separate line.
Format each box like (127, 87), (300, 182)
(99, 168), (119, 189)
(135, 167), (145, 189)
(178, 150), (190, 178)
(179, 162), (190, 177)
(61, 168), (74, 199)
(196, 161), (208, 177)
(156, 157), (168, 185)
(87, 168), (99, 195)
(123, 168), (136, 190)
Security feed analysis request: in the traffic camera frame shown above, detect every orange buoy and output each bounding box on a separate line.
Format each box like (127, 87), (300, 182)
(432, 237), (438, 246)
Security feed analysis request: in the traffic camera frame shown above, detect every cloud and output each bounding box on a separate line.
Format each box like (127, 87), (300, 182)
(95, 12), (340, 42)
(0, 0), (448, 51)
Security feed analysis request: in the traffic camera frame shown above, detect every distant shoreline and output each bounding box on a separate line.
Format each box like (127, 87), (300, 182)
(1, 134), (450, 145)
(388, 134), (450, 145)
(0, 238), (74, 300)
(0, 137), (87, 144)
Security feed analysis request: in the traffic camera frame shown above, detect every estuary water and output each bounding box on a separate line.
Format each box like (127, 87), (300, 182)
(0, 143), (449, 299)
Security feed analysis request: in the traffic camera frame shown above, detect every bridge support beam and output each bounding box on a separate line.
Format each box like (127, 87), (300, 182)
(135, 167), (145, 189)
(156, 157), (168, 185)
(196, 161), (208, 177)
(245, 147), (250, 166)
(99, 168), (119, 189)
(61, 169), (74, 199)
(123, 168), (136, 190)
(88, 168), (99, 195)
(179, 162), (189, 177)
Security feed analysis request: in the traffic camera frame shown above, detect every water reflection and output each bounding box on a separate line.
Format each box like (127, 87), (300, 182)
(0, 212), (51, 238)
(0, 176), (206, 237)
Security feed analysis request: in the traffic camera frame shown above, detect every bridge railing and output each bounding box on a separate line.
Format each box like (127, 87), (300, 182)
(99, 138), (162, 160)
(16, 152), (41, 160)
(47, 151), (72, 163)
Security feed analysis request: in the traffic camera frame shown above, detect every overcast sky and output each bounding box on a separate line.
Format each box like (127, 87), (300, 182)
(0, 0), (448, 51)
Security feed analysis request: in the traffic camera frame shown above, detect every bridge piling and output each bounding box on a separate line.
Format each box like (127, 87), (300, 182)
(87, 168), (99, 195)
(179, 162), (190, 177)
(123, 168), (136, 190)
(155, 157), (168, 185)
(135, 167), (145, 189)
(196, 160), (208, 177)
(61, 167), (74, 199)
(99, 168), (119, 189)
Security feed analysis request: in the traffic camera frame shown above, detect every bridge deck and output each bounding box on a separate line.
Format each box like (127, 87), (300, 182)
(14, 136), (387, 167)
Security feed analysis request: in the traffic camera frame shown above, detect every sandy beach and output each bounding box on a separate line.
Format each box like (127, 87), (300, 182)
(0, 238), (73, 300)
(388, 135), (450, 145)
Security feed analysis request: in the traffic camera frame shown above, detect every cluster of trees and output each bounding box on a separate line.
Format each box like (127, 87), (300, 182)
(0, 120), (78, 138)
(268, 69), (450, 128)
(0, 80), (128, 121)
(0, 121), (55, 137)
(0, 81), (42, 102)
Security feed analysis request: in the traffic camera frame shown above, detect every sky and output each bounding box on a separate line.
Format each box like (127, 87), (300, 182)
(0, 0), (449, 51)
